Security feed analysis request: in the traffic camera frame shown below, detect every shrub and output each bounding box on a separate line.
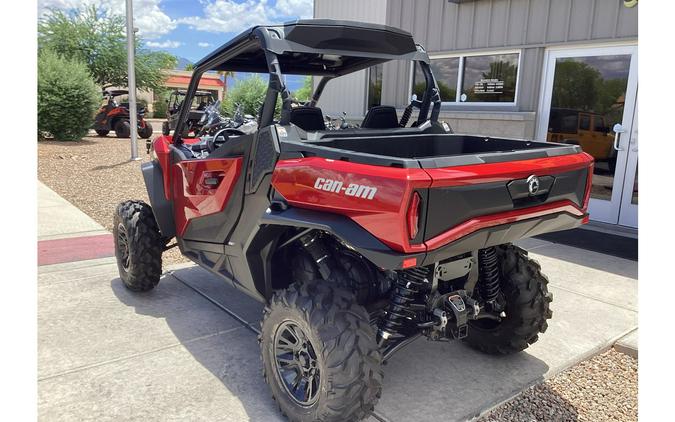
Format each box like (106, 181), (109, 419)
(221, 75), (281, 118)
(38, 50), (100, 141)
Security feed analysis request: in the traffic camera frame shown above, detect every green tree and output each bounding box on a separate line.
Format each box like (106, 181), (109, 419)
(38, 50), (100, 141)
(184, 63), (195, 71)
(551, 60), (602, 111)
(221, 75), (280, 117)
(293, 76), (313, 101)
(38, 6), (176, 91)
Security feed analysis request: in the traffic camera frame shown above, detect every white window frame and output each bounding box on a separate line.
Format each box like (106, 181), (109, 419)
(410, 49), (522, 107)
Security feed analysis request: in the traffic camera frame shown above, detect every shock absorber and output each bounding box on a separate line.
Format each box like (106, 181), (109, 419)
(298, 232), (337, 280)
(377, 266), (429, 346)
(477, 247), (501, 309)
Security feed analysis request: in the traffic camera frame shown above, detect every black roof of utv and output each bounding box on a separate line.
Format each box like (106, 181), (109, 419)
(172, 90), (214, 97)
(174, 19), (440, 144)
(104, 89), (129, 97)
(194, 19), (430, 76)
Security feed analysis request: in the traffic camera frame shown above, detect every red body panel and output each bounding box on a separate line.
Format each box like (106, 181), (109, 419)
(272, 153), (594, 254)
(423, 153), (594, 187)
(272, 157), (432, 253)
(172, 157), (243, 236)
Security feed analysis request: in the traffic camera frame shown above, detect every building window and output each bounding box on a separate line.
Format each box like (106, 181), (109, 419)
(412, 51), (520, 105)
(367, 64), (383, 109)
(461, 53), (519, 103)
(413, 57), (459, 102)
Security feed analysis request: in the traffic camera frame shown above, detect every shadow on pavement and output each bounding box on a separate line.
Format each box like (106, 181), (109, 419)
(110, 273), (282, 421)
(111, 266), (553, 422)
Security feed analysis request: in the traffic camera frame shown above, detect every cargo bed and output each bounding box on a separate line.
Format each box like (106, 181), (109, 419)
(280, 132), (582, 169)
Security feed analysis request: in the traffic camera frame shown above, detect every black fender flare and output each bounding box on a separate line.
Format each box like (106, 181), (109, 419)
(258, 207), (424, 273)
(141, 160), (176, 238)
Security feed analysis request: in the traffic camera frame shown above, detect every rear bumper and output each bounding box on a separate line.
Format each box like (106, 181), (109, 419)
(421, 206), (586, 265)
(424, 200), (584, 251)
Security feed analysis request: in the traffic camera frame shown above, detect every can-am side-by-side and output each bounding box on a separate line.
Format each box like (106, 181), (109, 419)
(94, 89), (153, 139)
(113, 20), (593, 422)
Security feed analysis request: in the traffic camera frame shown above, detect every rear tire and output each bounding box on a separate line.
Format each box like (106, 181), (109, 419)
(114, 120), (131, 138)
(139, 123), (154, 138)
(260, 281), (383, 422)
(95, 129), (109, 136)
(113, 200), (163, 292)
(465, 244), (553, 355)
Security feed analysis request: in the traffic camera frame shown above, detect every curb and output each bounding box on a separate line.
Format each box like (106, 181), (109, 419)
(613, 329), (638, 358)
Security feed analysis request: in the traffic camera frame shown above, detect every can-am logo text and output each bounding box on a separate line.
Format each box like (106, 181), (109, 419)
(313, 178), (378, 200)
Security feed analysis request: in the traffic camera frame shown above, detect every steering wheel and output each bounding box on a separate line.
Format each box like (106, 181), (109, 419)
(207, 128), (246, 153)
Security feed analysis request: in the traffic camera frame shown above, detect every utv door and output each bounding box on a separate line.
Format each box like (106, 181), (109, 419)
(170, 134), (253, 244)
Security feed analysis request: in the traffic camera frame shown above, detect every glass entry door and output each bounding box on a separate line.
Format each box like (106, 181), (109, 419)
(537, 45), (638, 227)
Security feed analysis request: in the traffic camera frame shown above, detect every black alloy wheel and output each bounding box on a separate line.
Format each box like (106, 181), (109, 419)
(273, 321), (321, 406)
(116, 223), (131, 272)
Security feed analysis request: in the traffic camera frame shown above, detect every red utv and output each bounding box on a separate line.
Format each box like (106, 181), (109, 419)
(113, 20), (593, 422)
(93, 90), (153, 138)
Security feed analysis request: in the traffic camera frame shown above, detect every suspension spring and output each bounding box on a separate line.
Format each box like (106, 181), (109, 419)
(378, 266), (429, 345)
(399, 103), (413, 127)
(477, 247), (501, 305)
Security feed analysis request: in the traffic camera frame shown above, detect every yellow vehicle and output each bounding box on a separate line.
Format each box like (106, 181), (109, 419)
(547, 108), (617, 171)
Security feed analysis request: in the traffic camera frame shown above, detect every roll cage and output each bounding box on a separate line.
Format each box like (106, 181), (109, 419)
(172, 19), (442, 145)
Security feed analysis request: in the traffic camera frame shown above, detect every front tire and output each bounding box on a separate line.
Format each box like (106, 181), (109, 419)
(114, 120), (131, 138)
(162, 121), (170, 135)
(465, 244), (553, 355)
(113, 200), (163, 292)
(139, 122), (154, 138)
(95, 129), (109, 136)
(260, 281), (383, 422)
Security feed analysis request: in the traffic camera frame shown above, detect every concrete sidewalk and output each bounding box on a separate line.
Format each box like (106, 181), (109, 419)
(37, 185), (638, 421)
(38, 182), (108, 241)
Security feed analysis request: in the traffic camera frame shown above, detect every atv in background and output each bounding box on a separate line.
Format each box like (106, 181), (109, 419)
(93, 90), (153, 139)
(115, 20), (594, 422)
(162, 90), (216, 136)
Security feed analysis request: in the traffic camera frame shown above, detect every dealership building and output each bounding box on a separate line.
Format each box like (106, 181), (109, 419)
(313, 0), (638, 230)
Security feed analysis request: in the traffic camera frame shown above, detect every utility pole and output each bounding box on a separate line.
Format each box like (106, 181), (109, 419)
(125, 0), (141, 161)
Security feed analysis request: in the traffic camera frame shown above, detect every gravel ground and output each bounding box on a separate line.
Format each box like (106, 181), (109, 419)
(479, 348), (637, 422)
(38, 133), (188, 266)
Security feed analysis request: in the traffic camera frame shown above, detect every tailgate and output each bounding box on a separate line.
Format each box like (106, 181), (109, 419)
(420, 152), (594, 249)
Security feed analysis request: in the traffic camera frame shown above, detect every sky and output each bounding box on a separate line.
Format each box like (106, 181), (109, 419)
(38, 0), (314, 89)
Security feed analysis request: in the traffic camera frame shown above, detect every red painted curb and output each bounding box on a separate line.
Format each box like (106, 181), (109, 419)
(38, 234), (115, 266)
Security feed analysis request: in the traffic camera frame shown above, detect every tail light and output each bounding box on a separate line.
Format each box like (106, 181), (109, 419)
(582, 164), (594, 209)
(406, 191), (422, 240)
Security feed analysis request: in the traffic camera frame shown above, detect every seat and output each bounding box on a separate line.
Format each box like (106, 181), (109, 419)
(361, 106), (399, 129)
(290, 106), (326, 131)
